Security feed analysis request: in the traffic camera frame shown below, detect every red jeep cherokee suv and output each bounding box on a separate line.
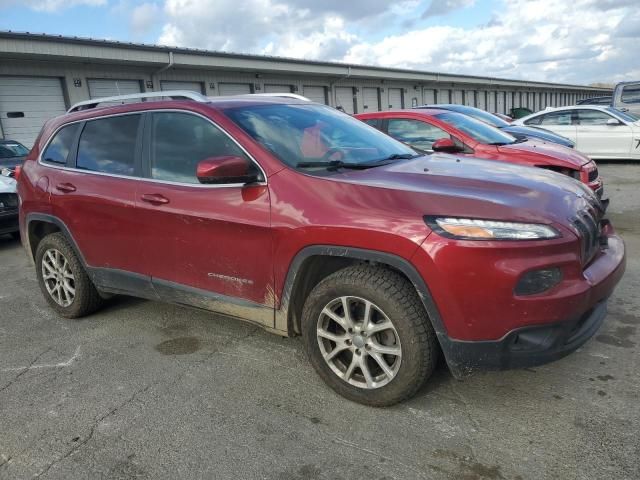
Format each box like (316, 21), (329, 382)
(18, 93), (625, 406)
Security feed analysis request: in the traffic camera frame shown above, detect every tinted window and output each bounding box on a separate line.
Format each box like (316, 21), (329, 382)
(434, 112), (516, 145)
(224, 104), (415, 171)
(539, 111), (573, 126)
(362, 118), (381, 130)
(576, 110), (614, 125)
(42, 124), (80, 164)
(388, 119), (450, 151)
(439, 105), (509, 128)
(0, 142), (29, 158)
(150, 112), (254, 184)
(77, 115), (140, 175)
(621, 84), (640, 104)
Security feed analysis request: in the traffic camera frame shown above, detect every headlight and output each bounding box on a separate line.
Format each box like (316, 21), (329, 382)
(425, 216), (560, 240)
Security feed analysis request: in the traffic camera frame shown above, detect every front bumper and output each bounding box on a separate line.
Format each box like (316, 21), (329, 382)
(440, 299), (608, 376)
(0, 209), (19, 235)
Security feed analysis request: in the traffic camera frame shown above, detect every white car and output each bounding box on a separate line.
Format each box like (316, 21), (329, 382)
(0, 169), (19, 239)
(514, 105), (640, 160)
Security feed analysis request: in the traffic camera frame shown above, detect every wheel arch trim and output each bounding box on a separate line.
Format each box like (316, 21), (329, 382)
(275, 245), (448, 339)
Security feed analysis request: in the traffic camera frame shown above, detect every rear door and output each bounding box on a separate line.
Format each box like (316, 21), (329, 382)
(527, 110), (578, 144)
(575, 109), (633, 158)
(45, 113), (147, 287)
(135, 111), (274, 320)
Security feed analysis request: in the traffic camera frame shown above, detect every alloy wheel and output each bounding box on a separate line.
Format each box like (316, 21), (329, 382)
(316, 296), (402, 389)
(41, 248), (76, 307)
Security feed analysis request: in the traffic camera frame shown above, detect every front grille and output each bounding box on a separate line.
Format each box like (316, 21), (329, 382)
(588, 168), (599, 182)
(572, 207), (602, 265)
(0, 193), (18, 211)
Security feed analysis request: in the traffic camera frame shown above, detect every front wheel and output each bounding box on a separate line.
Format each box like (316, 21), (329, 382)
(301, 265), (438, 406)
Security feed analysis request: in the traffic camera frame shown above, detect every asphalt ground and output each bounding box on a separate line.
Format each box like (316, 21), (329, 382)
(1, 162), (638, 480)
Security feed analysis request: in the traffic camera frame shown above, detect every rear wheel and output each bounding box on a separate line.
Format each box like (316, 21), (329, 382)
(301, 265), (438, 406)
(35, 233), (104, 318)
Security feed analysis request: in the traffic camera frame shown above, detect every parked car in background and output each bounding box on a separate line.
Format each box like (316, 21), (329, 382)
(356, 109), (602, 195)
(415, 104), (575, 148)
(612, 81), (640, 117)
(509, 107), (533, 119)
(514, 105), (640, 160)
(18, 92), (625, 406)
(0, 168), (19, 239)
(577, 96), (612, 106)
(0, 139), (29, 170)
(493, 112), (514, 123)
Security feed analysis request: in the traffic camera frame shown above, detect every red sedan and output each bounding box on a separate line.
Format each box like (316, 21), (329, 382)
(355, 109), (603, 195)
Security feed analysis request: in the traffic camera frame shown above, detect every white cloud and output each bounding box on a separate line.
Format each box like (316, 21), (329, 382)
(151, 0), (636, 84)
(0, 0), (105, 11)
(130, 2), (161, 35)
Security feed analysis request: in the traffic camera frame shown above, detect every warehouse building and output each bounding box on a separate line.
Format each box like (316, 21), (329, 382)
(0, 31), (612, 147)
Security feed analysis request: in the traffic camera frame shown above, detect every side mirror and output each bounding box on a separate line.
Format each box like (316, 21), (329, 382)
(196, 156), (258, 185)
(606, 118), (621, 126)
(432, 138), (462, 153)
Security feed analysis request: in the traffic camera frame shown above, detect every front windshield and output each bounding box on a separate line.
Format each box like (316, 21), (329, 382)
(224, 103), (417, 170)
(0, 142), (29, 158)
(607, 107), (639, 122)
(434, 112), (517, 145)
(445, 105), (509, 128)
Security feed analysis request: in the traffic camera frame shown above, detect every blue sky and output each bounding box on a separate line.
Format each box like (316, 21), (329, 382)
(0, 0), (637, 84)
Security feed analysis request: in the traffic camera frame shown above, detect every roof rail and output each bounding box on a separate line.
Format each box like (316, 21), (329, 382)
(67, 90), (210, 113)
(241, 93), (311, 101)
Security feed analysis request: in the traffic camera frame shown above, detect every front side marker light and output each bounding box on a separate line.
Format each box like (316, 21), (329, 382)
(425, 216), (560, 241)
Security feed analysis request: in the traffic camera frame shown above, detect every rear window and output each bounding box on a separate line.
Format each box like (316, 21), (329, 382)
(621, 84), (640, 104)
(42, 124), (80, 165)
(76, 115), (141, 176)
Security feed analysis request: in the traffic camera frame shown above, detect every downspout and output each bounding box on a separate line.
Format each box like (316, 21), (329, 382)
(152, 51), (174, 90)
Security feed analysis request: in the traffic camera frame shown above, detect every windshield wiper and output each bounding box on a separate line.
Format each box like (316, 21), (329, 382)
(297, 153), (419, 170)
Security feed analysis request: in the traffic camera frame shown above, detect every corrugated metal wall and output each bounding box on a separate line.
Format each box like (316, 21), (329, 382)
(0, 58), (608, 145)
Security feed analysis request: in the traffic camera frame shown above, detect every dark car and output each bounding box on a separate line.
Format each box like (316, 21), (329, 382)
(18, 91), (624, 406)
(577, 96), (612, 106)
(416, 104), (575, 148)
(0, 139), (29, 170)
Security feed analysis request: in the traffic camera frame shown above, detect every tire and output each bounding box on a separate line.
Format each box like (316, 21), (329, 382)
(35, 232), (104, 318)
(301, 265), (438, 406)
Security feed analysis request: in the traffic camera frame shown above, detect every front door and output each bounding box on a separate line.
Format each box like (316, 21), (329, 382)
(536, 110), (578, 144)
(575, 109), (633, 158)
(135, 111), (274, 324)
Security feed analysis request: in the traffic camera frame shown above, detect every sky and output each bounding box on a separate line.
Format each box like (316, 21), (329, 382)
(0, 0), (638, 85)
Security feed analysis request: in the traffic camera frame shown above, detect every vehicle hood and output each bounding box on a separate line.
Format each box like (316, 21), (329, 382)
(0, 174), (17, 194)
(0, 156), (25, 170)
(496, 140), (591, 169)
(338, 154), (600, 228)
(500, 125), (574, 148)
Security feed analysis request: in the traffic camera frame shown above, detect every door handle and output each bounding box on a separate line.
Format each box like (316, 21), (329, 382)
(141, 193), (170, 205)
(55, 182), (76, 193)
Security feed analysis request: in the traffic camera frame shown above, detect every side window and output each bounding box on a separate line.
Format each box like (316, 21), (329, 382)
(77, 115), (141, 176)
(362, 118), (381, 130)
(387, 119), (449, 151)
(523, 115), (542, 125)
(576, 110), (614, 126)
(539, 111), (573, 126)
(150, 112), (255, 184)
(42, 124), (81, 165)
(621, 84), (640, 104)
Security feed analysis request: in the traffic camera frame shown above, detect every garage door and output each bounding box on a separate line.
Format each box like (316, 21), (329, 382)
(388, 88), (403, 109)
(160, 80), (204, 94)
(0, 76), (67, 148)
(218, 83), (252, 96)
(496, 91), (506, 114)
(465, 90), (475, 107)
(452, 90), (463, 104)
(476, 91), (487, 110)
(437, 89), (451, 103)
(362, 87), (380, 111)
(264, 84), (293, 93)
(423, 89), (436, 105)
(303, 86), (327, 104)
(335, 87), (355, 114)
(487, 92), (496, 112)
(88, 79), (142, 100)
